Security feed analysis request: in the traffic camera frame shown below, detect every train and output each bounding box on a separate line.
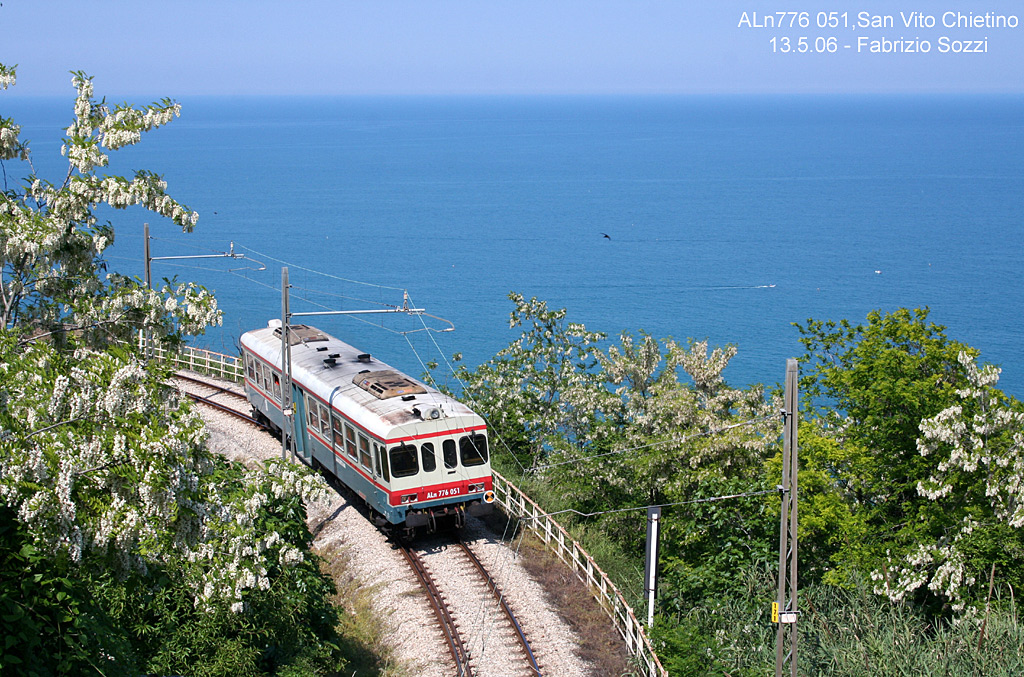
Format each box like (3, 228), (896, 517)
(240, 320), (494, 533)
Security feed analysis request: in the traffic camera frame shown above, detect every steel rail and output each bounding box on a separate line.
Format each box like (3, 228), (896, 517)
(172, 371), (251, 403)
(397, 542), (473, 676)
(172, 374), (270, 430)
(181, 391), (269, 429)
(457, 539), (541, 676)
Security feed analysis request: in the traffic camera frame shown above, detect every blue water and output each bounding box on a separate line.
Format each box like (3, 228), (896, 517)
(6, 95), (1024, 396)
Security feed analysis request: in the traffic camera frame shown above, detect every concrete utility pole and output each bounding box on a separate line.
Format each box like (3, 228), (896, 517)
(775, 359), (799, 677)
(645, 506), (662, 628)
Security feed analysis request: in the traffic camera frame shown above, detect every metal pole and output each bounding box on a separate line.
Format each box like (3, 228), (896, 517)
(142, 223), (152, 359)
(280, 267), (293, 461)
(775, 358), (799, 676)
(645, 506), (661, 628)
(143, 223), (151, 290)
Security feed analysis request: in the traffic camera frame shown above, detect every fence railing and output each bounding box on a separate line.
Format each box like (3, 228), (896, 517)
(492, 470), (667, 677)
(140, 334), (244, 383)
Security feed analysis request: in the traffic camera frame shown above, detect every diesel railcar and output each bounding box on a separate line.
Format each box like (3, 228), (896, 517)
(241, 321), (494, 533)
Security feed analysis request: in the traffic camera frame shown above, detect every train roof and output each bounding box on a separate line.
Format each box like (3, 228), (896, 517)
(240, 322), (483, 440)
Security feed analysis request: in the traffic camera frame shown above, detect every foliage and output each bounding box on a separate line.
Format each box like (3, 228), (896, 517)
(650, 563), (775, 677)
(796, 307), (1024, 614)
(445, 294), (782, 613)
(653, 563), (1024, 677)
(459, 300), (1024, 670)
(0, 504), (131, 676)
(445, 292), (607, 471)
(1, 65), (354, 674)
(798, 576), (1024, 676)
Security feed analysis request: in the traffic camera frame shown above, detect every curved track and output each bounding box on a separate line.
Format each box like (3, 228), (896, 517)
(397, 541), (474, 676)
(456, 539), (540, 675)
(172, 372), (269, 430)
(400, 535), (542, 677)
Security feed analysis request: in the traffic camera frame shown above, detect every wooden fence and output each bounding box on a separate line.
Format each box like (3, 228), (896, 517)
(492, 470), (668, 677)
(145, 337), (666, 675)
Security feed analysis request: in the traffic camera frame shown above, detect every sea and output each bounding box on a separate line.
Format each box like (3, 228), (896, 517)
(6, 95), (1024, 398)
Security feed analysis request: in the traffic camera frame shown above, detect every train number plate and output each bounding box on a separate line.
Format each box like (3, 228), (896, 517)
(425, 487), (461, 500)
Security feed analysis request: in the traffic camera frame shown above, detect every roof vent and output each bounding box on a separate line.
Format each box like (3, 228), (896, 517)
(354, 370), (428, 400)
(357, 353), (372, 363)
(323, 357), (337, 367)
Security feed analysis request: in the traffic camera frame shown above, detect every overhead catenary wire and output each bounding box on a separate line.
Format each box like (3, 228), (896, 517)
(237, 243), (405, 292)
(523, 488), (780, 522)
(532, 413), (779, 472)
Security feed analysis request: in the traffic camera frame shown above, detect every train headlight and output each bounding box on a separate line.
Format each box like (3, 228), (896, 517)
(468, 482), (485, 493)
(401, 493), (418, 505)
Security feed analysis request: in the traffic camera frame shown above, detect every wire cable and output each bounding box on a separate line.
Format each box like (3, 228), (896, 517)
(532, 414), (778, 471)
(524, 488), (779, 522)
(237, 243), (405, 292)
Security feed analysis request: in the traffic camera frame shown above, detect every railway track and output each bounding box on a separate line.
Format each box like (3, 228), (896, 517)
(398, 542), (474, 676)
(456, 538), (540, 676)
(398, 535), (542, 677)
(171, 372), (268, 429)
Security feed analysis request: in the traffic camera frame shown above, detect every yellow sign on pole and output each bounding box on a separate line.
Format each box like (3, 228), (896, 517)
(772, 602), (779, 624)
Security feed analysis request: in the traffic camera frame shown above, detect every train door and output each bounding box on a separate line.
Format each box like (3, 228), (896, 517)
(330, 412), (347, 480)
(374, 443), (390, 484)
(290, 386), (309, 462)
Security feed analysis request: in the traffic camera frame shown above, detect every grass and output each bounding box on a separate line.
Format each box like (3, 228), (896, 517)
(316, 541), (407, 677)
(478, 509), (634, 676)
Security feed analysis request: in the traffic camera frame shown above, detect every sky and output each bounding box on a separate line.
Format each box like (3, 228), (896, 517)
(2, 1), (1023, 97)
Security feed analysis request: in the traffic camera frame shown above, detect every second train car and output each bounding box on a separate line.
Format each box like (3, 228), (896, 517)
(241, 321), (494, 533)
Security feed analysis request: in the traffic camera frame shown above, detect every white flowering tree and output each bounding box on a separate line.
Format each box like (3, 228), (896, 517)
(876, 352), (1024, 613)
(445, 292), (607, 471)
(445, 294), (779, 610)
(1, 65), (348, 674)
(1, 64), (218, 346)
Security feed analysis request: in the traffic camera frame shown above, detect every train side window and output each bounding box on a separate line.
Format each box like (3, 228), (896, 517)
(332, 415), (345, 449)
(460, 434), (488, 467)
(271, 373), (282, 400)
(317, 404), (330, 435)
(443, 439), (457, 470)
(256, 362), (266, 389)
(246, 354), (256, 380)
(376, 443), (390, 482)
(421, 442), (436, 473)
(389, 444), (418, 478)
(306, 394), (319, 430)
(345, 425), (357, 458)
(358, 434), (372, 470)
